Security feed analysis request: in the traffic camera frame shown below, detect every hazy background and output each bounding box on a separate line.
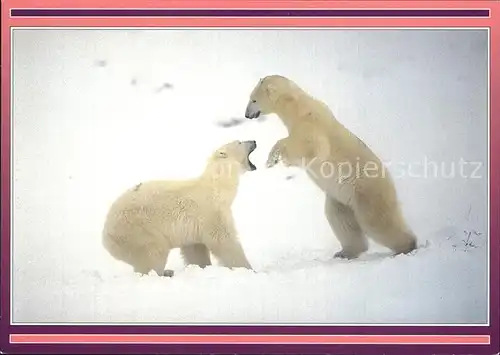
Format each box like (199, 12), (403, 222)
(11, 29), (488, 324)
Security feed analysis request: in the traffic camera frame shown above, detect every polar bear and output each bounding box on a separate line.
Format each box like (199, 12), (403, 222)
(244, 75), (417, 259)
(102, 140), (257, 276)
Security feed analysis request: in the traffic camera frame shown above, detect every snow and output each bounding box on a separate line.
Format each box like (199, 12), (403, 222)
(11, 28), (489, 324)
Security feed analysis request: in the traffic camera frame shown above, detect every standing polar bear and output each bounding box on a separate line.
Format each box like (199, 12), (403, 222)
(244, 75), (417, 259)
(102, 140), (257, 276)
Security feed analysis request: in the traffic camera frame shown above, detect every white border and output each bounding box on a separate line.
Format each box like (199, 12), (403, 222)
(8, 26), (491, 327)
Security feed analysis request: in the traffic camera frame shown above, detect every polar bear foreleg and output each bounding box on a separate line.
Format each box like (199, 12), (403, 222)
(266, 135), (317, 169)
(132, 247), (172, 276)
(209, 238), (252, 270)
(266, 137), (298, 168)
(205, 220), (252, 270)
(266, 139), (287, 168)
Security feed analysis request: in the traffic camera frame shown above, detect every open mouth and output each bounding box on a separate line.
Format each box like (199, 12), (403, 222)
(247, 158), (257, 171)
(245, 141), (257, 171)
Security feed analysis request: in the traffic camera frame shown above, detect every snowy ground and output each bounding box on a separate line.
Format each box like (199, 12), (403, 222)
(11, 29), (489, 324)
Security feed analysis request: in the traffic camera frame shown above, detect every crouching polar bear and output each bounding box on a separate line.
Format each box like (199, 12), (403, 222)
(102, 140), (257, 276)
(245, 75), (417, 259)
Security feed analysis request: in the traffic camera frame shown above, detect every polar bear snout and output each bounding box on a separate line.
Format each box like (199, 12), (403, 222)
(242, 140), (257, 152)
(245, 100), (261, 119)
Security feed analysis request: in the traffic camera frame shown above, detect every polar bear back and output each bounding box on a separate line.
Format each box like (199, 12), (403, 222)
(103, 179), (220, 251)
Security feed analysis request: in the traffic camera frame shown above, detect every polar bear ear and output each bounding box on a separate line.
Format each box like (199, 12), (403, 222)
(218, 151), (228, 158)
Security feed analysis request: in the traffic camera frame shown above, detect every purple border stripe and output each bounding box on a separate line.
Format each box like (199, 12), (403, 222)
(9, 8), (491, 17)
(6, 324), (494, 335)
(2, 343), (494, 355)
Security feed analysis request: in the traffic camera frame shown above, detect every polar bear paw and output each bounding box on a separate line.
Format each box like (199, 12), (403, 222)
(266, 144), (283, 168)
(163, 269), (175, 277)
(334, 250), (360, 260)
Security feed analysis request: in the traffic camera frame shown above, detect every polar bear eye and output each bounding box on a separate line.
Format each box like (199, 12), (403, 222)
(218, 151), (228, 158)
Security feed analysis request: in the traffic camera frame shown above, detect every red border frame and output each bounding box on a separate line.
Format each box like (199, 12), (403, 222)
(1, 1), (498, 354)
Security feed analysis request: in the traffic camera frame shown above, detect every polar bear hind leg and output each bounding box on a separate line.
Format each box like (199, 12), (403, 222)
(352, 189), (417, 255)
(324, 195), (369, 259)
(180, 243), (212, 268)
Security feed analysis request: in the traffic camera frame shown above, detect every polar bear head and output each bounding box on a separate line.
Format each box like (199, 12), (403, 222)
(211, 140), (258, 173)
(244, 75), (298, 119)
